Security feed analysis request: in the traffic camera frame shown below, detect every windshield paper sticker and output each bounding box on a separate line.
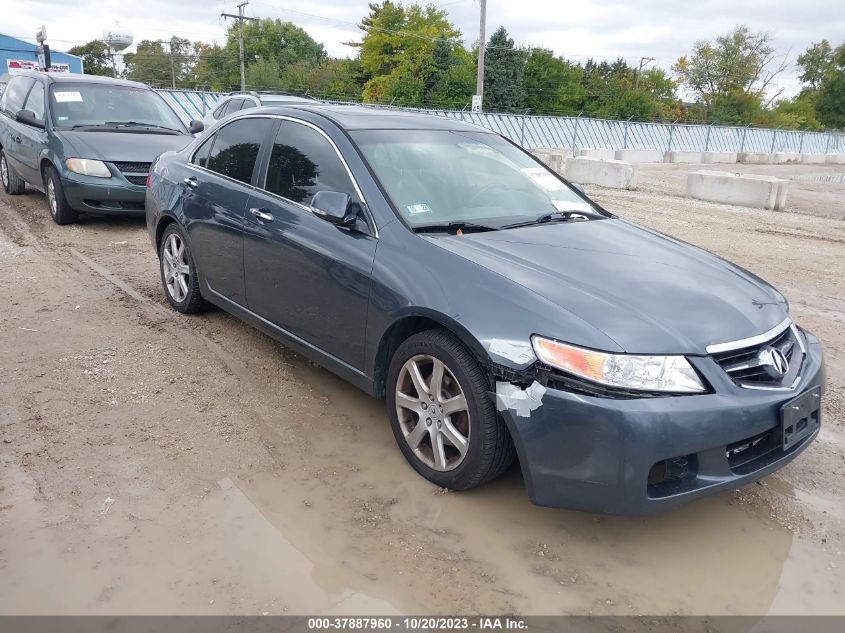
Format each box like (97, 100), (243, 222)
(552, 200), (594, 213)
(522, 167), (565, 191)
(54, 91), (83, 103)
(407, 203), (433, 215)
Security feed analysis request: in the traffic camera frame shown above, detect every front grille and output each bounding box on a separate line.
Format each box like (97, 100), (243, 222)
(112, 161), (151, 187)
(112, 161), (152, 173)
(712, 324), (804, 388)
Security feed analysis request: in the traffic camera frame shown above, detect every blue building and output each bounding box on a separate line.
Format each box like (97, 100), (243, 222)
(0, 32), (83, 75)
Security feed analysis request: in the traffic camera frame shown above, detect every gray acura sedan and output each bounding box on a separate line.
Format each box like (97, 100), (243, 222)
(145, 105), (824, 514)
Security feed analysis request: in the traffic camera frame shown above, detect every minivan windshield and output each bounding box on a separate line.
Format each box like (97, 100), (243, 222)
(352, 129), (602, 230)
(49, 83), (186, 133)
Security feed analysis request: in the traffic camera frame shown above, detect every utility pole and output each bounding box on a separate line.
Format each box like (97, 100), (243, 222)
(634, 56), (655, 90)
(221, 1), (256, 92)
(474, 0), (487, 112)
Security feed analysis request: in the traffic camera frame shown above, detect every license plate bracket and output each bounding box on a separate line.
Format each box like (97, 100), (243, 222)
(781, 387), (821, 451)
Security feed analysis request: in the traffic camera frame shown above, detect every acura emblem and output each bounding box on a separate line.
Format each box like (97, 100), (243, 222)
(758, 347), (789, 378)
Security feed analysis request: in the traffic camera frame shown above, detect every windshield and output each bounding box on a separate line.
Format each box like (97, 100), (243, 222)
(49, 83), (186, 132)
(352, 129), (601, 229)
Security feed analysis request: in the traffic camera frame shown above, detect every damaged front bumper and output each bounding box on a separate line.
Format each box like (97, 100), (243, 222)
(492, 330), (825, 515)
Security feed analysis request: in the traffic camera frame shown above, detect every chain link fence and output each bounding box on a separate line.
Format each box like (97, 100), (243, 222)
(157, 89), (845, 156)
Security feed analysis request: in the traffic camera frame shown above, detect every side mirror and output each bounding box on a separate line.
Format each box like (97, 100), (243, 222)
(311, 191), (358, 227)
(16, 109), (45, 130)
(188, 119), (205, 134)
(570, 182), (585, 194)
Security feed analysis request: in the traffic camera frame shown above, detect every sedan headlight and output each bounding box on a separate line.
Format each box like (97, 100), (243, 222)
(532, 336), (706, 393)
(65, 158), (111, 178)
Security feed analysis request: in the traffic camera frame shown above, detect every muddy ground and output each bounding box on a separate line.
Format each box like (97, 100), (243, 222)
(1, 162), (843, 615)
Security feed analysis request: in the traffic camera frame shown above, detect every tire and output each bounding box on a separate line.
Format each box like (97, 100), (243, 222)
(1, 149), (26, 195)
(386, 329), (516, 490)
(159, 223), (209, 314)
(44, 165), (78, 225)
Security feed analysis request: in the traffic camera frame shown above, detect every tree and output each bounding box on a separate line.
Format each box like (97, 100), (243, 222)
(815, 43), (845, 128)
(673, 25), (788, 108)
(483, 27), (527, 111)
(522, 48), (582, 114)
(228, 18), (326, 78)
(123, 40), (173, 87)
(67, 40), (114, 77)
(797, 40), (834, 90)
(351, 2), (468, 107)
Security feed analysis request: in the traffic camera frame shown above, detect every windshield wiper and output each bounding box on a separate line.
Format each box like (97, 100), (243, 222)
(412, 221), (498, 234)
(501, 210), (601, 230)
(104, 121), (183, 134)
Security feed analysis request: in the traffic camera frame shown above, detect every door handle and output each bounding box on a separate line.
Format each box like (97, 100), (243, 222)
(11, 135), (21, 143)
(182, 176), (198, 188)
(249, 208), (274, 223)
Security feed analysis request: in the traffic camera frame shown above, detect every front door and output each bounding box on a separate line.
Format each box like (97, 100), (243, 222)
(243, 119), (378, 370)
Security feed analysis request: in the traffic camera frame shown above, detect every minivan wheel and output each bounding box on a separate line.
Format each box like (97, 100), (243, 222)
(44, 165), (78, 225)
(386, 329), (516, 490)
(159, 224), (208, 314)
(1, 149), (26, 195)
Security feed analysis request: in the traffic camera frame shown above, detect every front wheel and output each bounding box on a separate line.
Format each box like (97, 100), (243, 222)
(159, 223), (208, 314)
(386, 329), (516, 490)
(44, 165), (78, 225)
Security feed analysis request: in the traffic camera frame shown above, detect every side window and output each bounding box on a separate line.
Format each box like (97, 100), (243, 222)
(241, 98), (258, 111)
(1, 77), (35, 115)
(192, 135), (214, 168)
(264, 121), (358, 206)
(222, 98), (243, 117)
(23, 81), (45, 122)
(206, 117), (273, 184)
(211, 101), (227, 120)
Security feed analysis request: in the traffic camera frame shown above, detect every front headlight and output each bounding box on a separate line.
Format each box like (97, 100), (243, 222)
(532, 336), (706, 393)
(65, 158), (111, 178)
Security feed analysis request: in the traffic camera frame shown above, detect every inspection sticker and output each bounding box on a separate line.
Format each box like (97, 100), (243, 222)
(407, 203), (433, 215)
(522, 167), (565, 191)
(54, 91), (83, 103)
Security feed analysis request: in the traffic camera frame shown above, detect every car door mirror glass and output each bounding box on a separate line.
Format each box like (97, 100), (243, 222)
(15, 109), (45, 129)
(188, 119), (204, 134)
(310, 190), (357, 227)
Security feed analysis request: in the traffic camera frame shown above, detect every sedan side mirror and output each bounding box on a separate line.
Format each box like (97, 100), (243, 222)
(188, 119), (205, 134)
(15, 109), (45, 130)
(311, 191), (358, 227)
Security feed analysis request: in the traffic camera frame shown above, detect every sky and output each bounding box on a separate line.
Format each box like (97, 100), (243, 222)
(4, 0), (844, 98)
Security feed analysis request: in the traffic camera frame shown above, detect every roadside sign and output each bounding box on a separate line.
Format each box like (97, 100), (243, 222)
(472, 95), (482, 113)
(36, 25), (47, 43)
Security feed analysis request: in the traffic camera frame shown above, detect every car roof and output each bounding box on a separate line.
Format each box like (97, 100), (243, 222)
(263, 104), (488, 133)
(10, 70), (149, 89)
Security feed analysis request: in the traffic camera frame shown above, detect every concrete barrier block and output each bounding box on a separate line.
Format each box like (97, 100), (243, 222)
(772, 152), (800, 164)
(799, 153), (827, 164)
(686, 171), (789, 211)
(737, 152), (772, 164)
(826, 154), (845, 165)
(564, 156), (638, 190)
(614, 149), (663, 163)
(665, 151), (704, 164)
(576, 148), (616, 160)
(529, 148), (571, 174)
(702, 151), (738, 164)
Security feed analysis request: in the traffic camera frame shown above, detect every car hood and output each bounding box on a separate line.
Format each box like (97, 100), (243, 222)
(57, 131), (193, 163)
(428, 218), (788, 354)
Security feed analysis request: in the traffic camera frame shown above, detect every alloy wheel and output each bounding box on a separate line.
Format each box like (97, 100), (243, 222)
(162, 233), (191, 303)
(47, 177), (57, 217)
(395, 354), (470, 472)
(1, 155), (8, 190)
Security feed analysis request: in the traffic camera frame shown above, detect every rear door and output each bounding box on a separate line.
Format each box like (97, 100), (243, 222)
(0, 76), (36, 180)
(180, 116), (274, 305)
(243, 118), (378, 369)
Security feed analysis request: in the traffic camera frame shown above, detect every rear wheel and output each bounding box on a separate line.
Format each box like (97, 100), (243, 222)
(159, 224), (208, 314)
(386, 329), (515, 490)
(44, 165), (78, 225)
(1, 149), (26, 195)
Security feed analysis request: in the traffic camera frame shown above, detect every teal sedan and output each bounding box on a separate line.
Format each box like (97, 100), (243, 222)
(0, 70), (202, 224)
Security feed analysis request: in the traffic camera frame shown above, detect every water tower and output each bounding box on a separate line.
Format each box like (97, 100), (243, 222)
(102, 24), (133, 74)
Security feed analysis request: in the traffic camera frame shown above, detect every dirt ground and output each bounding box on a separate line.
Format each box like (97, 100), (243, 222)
(1, 162), (844, 616)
